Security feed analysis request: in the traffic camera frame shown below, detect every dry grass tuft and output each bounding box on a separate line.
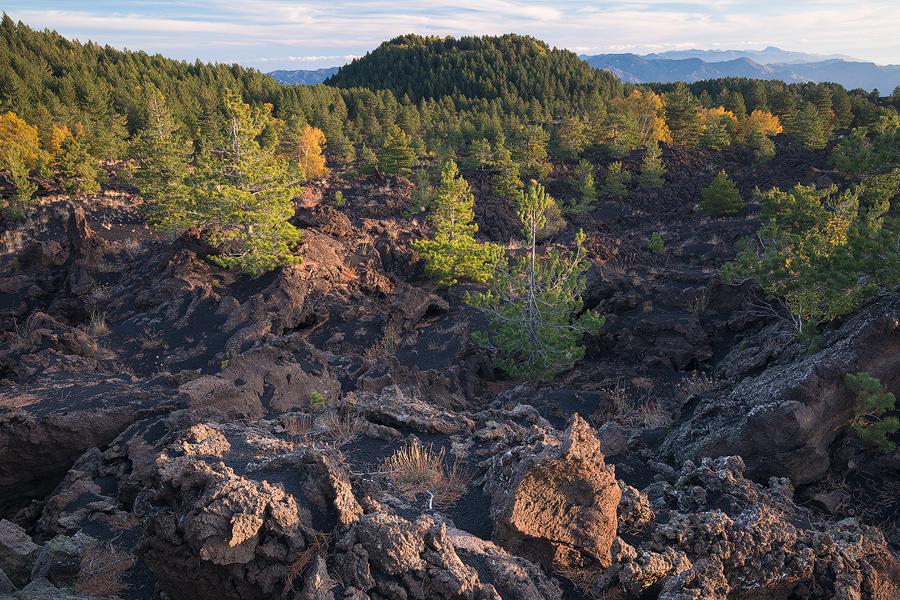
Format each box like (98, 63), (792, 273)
(281, 530), (332, 599)
(622, 400), (672, 429)
(88, 309), (110, 336)
(675, 372), (720, 404)
(381, 443), (472, 508)
(554, 564), (615, 599)
(76, 543), (135, 599)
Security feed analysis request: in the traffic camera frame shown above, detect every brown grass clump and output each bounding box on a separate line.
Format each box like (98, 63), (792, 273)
(76, 543), (135, 599)
(381, 443), (471, 508)
(675, 372), (720, 404)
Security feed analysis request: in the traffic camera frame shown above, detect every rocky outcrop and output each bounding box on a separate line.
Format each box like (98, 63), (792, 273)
(0, 377), (179, 512)
(352, 384), (474, 434)
(603, 455), (900, 600)
(484, 414), (621, 569)
(660, 291), (900, 485)
(178, 344), (341, 419)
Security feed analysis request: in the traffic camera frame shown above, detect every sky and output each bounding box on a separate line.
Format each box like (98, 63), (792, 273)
(4, 1), (900, 73)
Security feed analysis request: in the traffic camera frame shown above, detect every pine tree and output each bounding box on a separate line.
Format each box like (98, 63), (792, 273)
(788, 103), (828, 150)
(187, 93), (304, 274)
(491, 145), (523, 201)
(665, 82), (701, 149)
(600, 161), (630, 197)
(57, 135), (101, 196)
(410, 160), (502, 288)
(700, 171), (744, 215)
(568, 159), (597, 213)
(466, 180), (604, 380)
(638, 141), (665, 189)
(380, 126), (416, 176)
(846, 372), (898, 452)
(131, 90), (193, 236)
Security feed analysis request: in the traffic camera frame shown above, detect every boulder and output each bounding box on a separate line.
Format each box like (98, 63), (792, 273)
(660, 291), (900, 484)
(484, 414), (620, 569)
(0, 519), (39, 589)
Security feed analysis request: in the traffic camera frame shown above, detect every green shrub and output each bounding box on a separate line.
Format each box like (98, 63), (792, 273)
(637, 141), (665, 189)
(648, 232), (664, 253)
(700, 171), (744, 216)
(334, 191), (346, 206)
(600, 161), (629, 197)
(845, 372), (898, 452)
(310, 391), (325, 412)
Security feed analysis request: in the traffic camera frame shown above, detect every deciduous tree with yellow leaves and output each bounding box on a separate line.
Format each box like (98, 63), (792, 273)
(293, 125), (329, 180)
(0, 111), (47, 203)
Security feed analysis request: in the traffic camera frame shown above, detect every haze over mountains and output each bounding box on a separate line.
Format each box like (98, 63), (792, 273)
(268, 46), (900, 93)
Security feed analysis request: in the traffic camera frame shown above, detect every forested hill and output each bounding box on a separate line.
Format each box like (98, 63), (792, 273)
(324, 34), (623, 112)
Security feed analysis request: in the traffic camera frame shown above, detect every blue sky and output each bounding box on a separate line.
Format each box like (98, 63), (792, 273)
(5, 1), (900, 72)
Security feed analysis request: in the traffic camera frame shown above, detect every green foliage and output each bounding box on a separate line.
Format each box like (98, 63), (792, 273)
(57, 136), (101, 195)
(600, 161), (629, 197)
(5, 151), (36, 203)
(310, 391), (325, 412)
(470, 138), (493, 170)
(856, 168), (900, 215)
(722, 183), (900, 333)
(131, 90), (193, 236)
(666, 82), (701, 149)
(360, 146), (378, 174)
(788, 102), (828, 150)
(845, 372), (898, 452)
(603, 111), (641, 158)
(700, 171), (744, 216)
(556, 117), (590, 160)
(491, 145), (523, 201)
(511, 124), (551, 179)
(466, 181), (604, 380)
(637, 141), (665, 189)
(648, 232), (664, 254)
(380, 126), (417, 176)
(180, 94), (303, 274)
(568, 159), (597, 213)
(334, 191), (346, 206)
(834, 116), (900, 175)
(410, 160), (502, 288)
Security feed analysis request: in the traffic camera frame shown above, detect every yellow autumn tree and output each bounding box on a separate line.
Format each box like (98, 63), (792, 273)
(0, 112), (46, 169)
(741, 110), (782, 144)
(608, 90), (672, 147)
(295, 125), (329, 180)
(0, 112), (48, 203)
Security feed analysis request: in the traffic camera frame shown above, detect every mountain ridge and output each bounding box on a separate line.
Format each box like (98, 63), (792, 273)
(581, 52), (900, 92)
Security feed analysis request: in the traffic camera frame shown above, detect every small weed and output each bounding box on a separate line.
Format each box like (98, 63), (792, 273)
(220, 351), (231, 370)
(334, 191), (346, 206)
(89, 285), (115, 304)
(648, 232), (664, 254)
(642, 301), (653, 313)
(139, 327), (163, 350)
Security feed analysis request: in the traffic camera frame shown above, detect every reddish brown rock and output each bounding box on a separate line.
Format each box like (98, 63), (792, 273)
(485, 414), (621, 569)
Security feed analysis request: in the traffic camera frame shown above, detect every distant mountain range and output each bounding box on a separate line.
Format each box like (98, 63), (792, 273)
(266, 67), (339, 85)
(581, 49), (900, 92)
(267, 47), (900, 93)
